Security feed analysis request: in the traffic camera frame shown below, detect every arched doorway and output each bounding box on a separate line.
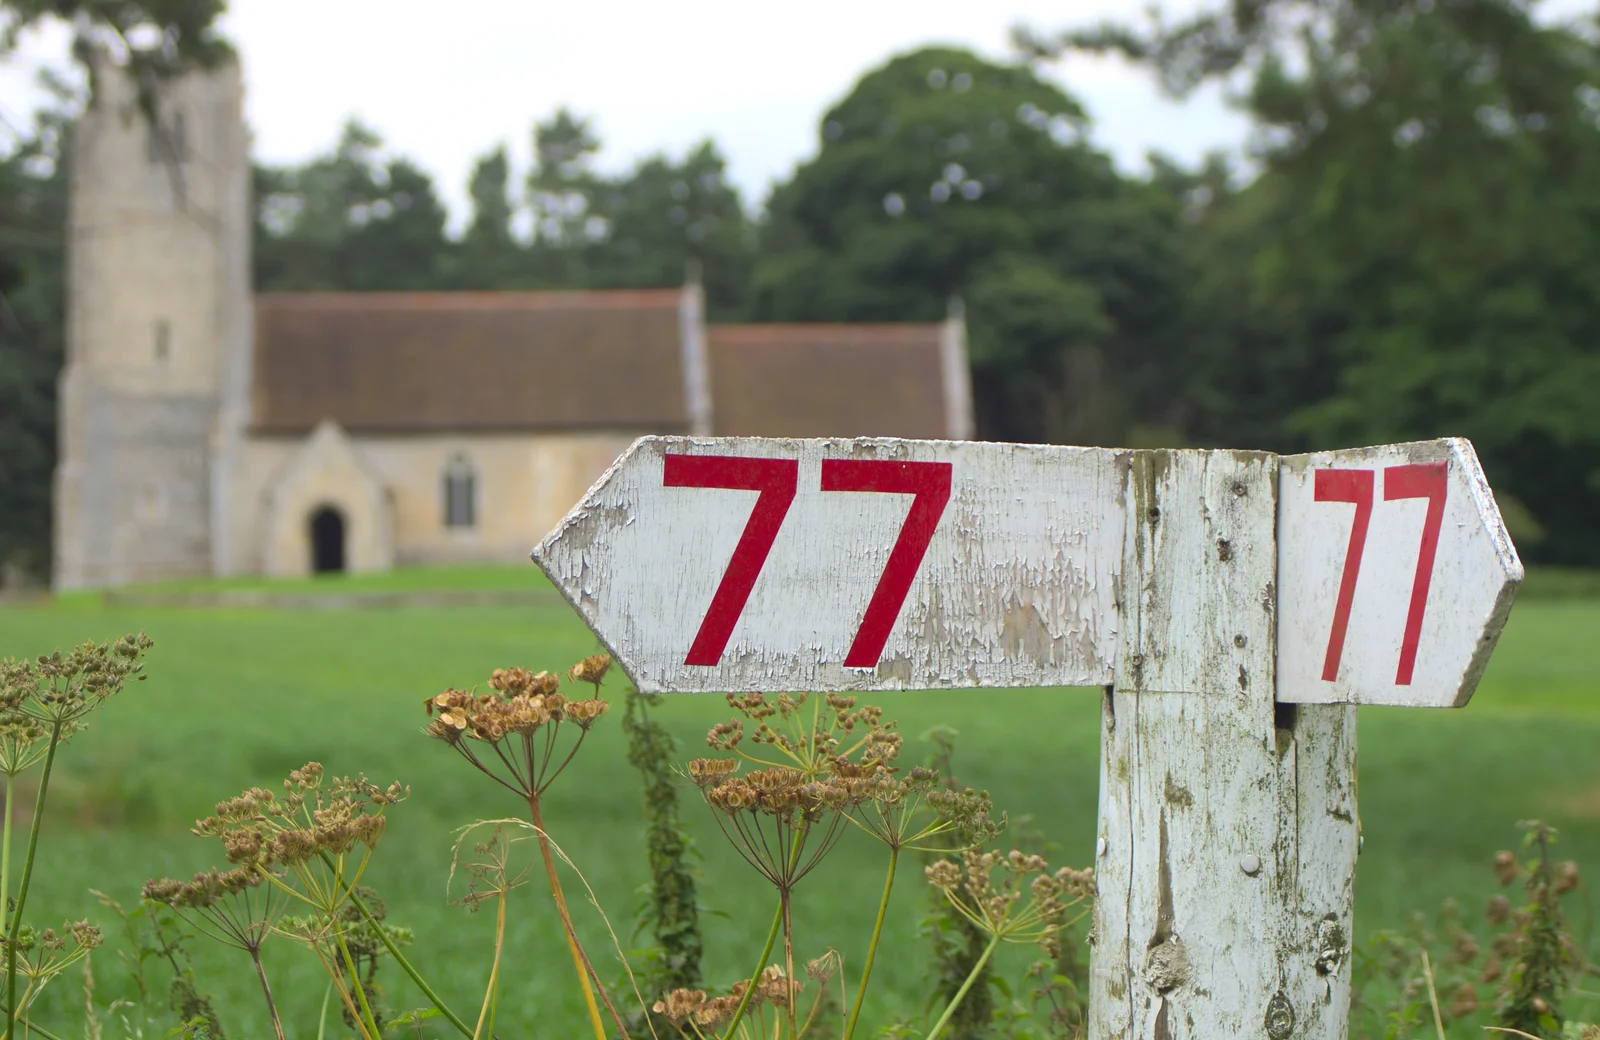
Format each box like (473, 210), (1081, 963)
(309, 505), (346, 574)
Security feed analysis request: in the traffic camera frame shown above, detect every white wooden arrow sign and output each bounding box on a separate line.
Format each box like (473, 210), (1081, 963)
(532, 434), (1520, 705)
(1277, 437), (1523, 707)
(534, 436), (1127, 694)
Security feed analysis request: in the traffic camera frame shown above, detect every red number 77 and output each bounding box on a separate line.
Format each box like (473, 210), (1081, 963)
(1314, 462), (1448, 686)
(663, 454), (952, 669)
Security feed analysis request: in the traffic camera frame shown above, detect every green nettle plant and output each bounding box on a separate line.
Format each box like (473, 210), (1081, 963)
(0, 632), (152, 1040)
(1350, 821), (1594, 1040)
(622, 685), (704, 1033)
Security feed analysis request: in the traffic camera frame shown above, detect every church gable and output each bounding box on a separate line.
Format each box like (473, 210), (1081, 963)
(259, 420), (395, 577)
(251, 290), (692, 436)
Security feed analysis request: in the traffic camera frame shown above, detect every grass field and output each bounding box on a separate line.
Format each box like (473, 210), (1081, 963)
(1, 564), (1596, 1037)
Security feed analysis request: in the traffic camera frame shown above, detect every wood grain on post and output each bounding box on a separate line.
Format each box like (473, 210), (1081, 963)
(1090, 449), (1359, 1040)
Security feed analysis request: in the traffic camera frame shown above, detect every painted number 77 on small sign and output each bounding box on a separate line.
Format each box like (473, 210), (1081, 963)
(663, 454), (953, 669)
(1313, 462), (1447, 686)
(1277, 439), (1521, 709)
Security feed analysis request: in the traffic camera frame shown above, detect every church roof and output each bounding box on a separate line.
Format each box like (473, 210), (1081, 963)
(251, 290), (691, 435)
(709, 323), (955, 439)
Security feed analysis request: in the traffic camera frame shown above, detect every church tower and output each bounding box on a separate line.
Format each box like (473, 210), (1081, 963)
(53, 58), (252, 588)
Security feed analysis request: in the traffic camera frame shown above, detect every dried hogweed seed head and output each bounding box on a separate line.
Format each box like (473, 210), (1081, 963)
(926, 859), (961, 890)
(1555, 860), (1579, 895)
(1492, 850), (1518, 886)
(753, 964), (801, 1005)
(565, 698), (610, 729)
(287, 763), (324, 791)
(806, 949), (840, 981)
(1481, 956), (1503, 983)
(707, 777), (756, 813)
(567, 654), (612, 690)
(1452, 929), (1480, 964)
(707, 720), (743, 750)
(653, 988), (709, 1023)
(688, 757), (738, 788)
(222, 829), (263, 864)
(1486, 894), (1511, 924)
(1446, 983), (1478, 1019)
(68, 920), (102, 950)
(696, 994), (741, 1027)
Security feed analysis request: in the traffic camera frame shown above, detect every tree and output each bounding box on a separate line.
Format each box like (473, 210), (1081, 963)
(1025, 0), (1600, 562)
(588, 140), (754, 318)
(255, 120), (452, 292)
(2, 0), (231, 128)
(750, 46), (1190, 445)
(454, 144), (528, 289)
(525, 108), (604, 287)
(0, 88), (71, 581)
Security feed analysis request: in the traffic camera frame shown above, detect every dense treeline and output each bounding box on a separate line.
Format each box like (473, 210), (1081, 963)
(2, 0), (1597, 579)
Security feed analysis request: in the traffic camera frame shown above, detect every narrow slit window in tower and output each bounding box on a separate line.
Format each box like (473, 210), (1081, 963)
(154, 319), (171, 364)
(146, 110), (190, 164)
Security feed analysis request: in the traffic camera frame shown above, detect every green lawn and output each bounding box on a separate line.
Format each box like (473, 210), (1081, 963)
(1, 564), (1596, 1037)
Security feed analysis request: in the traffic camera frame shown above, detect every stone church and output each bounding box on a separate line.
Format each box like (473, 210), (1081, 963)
(53, 60), (974, 588)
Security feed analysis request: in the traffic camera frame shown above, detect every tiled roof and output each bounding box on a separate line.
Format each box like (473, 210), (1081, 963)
(251, 291), (689, 434)
(708, 323), (952, 439)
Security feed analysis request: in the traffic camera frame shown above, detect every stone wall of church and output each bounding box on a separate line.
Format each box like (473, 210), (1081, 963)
(359, 432), (636, 566)
(230, 431), (634, 576)
(53, 59), (251, 588)
(54, 384), (214, 586)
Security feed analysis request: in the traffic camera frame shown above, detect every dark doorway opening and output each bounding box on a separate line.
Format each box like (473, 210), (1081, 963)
(310, 506), (346, 574)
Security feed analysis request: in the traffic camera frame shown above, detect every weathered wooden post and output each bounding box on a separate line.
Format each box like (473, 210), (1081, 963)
(533, 434), (1521, 1039)
(1091, 449), (1361, 1039)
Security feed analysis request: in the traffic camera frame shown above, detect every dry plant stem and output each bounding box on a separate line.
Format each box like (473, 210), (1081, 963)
(720, 901), (782, 1040)
(527, 794), (608, 1040)
(336, 930), (384, 1040)
(473, 888), (507, 1040)
(844, 846), (898, 1040)
(922, 933), (1001, 1040)
(1, 774), (13, 933)
(518, 818), (659, 1040)
(3, 720), (60, 1040)
(1420, 949), (1447, 1040)
(781, 889), (797, 1037)
(249, 946), (288, 1040)
(721, 823), (810, 1039)
(336, 861), (475, 1039)
(1484, 1030), (1547, 1039)
(304, 934), (369, 1036)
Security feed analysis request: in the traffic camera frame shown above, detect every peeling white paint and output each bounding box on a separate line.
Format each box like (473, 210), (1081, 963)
(1090, 450), (1359, 1040)
(1277, 438), (1523, 707)
(533, 435), (1127, 693)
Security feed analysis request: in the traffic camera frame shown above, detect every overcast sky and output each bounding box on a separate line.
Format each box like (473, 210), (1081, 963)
(2, 0), (1593, 232)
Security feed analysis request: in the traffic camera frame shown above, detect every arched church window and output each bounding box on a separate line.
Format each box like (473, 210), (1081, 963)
(443, 455), (477, 529)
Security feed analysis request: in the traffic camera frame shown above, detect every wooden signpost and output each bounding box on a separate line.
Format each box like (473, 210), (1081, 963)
(533, 435), (1523, 1040)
